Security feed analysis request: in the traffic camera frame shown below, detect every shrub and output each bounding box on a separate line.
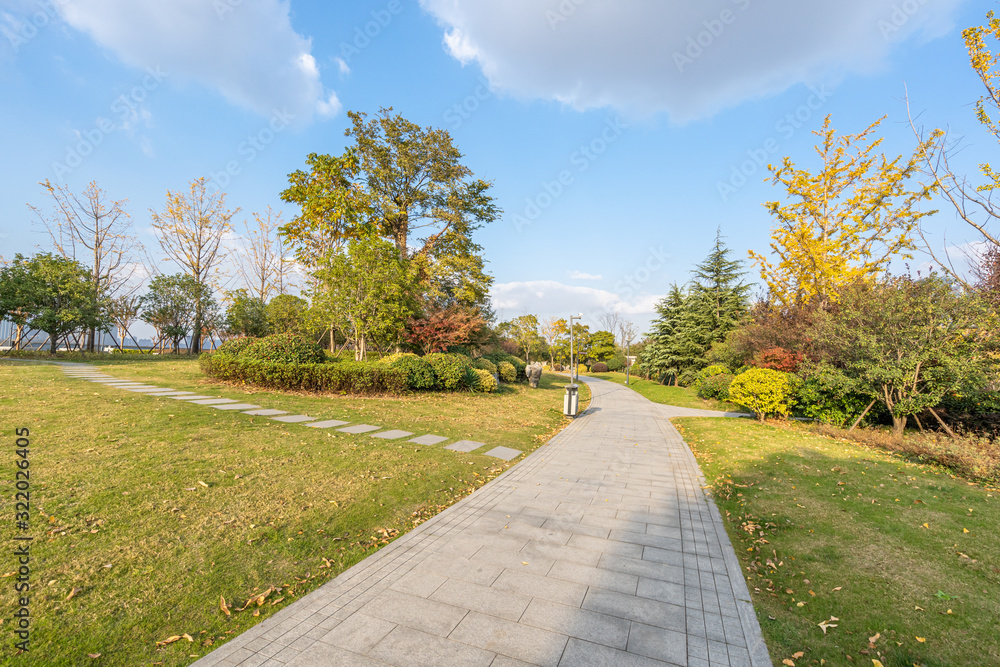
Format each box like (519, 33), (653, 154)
(215, 336), (258, 357)
(729, 368), (797, 421)
(752, 346), (804, 373)
(472, 358), (498, 375)
(692, 364), (730, 394)
(697, 373), (733, 401)
(471, 368), (498, 393)
(200, 354), (407, 395)
(606, 356), (624, 372)
(497, 361), (517, 383)
(553, 364), (564, 372)
(591, 362), (609, 373)
(237, 333), (326, 364)
(576, 364), (588, 377)
(383, 353), (436, 390)
(795, 364), (878, 427)
(484, 352), (526, 380)
(424, 352), (475, 390)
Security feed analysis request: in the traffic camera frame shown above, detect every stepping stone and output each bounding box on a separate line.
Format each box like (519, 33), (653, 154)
(243, 409), (288, 416)
(188, 398), (239, 405)
(305, 419), (351, 429)
(371, 429), (413, 440)
(212, 403), (262, 411)
(444, 440), (487, 453)
(149, 391), (197, 397)
(168, 395), (214, 400)
(129, 387), (175, 393)
(337, 424), (381, 434)
(271, 415), (316, 423)
(483, 446), (522, 461)
(409, 435), (449, 446)
(108, 383), (151, 388)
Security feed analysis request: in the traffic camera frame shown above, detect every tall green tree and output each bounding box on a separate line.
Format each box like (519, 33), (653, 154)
(266, 294), (309, 337)
(141, 273), (215, 354)
(690, 229), (751, 340)
(224, 289), (270, 338)
(589, 330), (617, 363)
(0, 252), (102, 353)
(312, 236), (415, 360)
(499, 315), (540, 363)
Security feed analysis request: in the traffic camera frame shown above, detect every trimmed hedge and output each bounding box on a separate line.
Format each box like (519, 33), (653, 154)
(215, 336), (257, 357)
(591, 362), (609, 373)
(201, 354), (407, 395)
(472, 358), (498, 375)
(217, 333), (326, 364)
(483, 352), (526, 380)
(729, 368), (797, 421)
(424, 352), (475, 390)
(497, 361), (517, 383)
(471, 368), (498, 393)
(380, 352), (436, 390)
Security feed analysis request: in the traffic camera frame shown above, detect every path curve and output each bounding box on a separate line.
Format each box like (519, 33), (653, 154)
(180, 374), (770, 666)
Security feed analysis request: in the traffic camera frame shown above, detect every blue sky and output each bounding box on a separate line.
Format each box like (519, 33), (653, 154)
(0, 0), (993, 335)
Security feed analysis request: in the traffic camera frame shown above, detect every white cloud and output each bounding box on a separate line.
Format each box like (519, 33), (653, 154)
(420, 0), (962, 121)
(492, 279), (660, 331)
(54, 0), (337, 122)
(569, 270), (602, 281)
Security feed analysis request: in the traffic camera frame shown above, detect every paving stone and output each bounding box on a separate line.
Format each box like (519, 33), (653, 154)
(484, 446), (522, 461)
(448, 611), (567, 667)
(559, 638), (668, 666)
(271, 415), (317, 423)
(369, 625), (493, 667)
(581, 587), (686, 632)
(318, 612), (395, 654)
(428, 577), (531, 622)
(519, 598), (629, 649)
(122, 386), (164, 391)
(212, 403), (262, 411)
(243, 409), (288, 416)
(305, 420), (351, 429)
(370, 429), (413, 440)
(444, 439), (486, 453)
(408, 434), (449, 446)
(168, 395), (214, 400)
(188, 398), (240, 405)
(359, 590), (467, 638)
(627, 621), (688, 664)
(490, 569), (588, 608)
(147, 391), (197, 397)
(337, 424), (381, 434)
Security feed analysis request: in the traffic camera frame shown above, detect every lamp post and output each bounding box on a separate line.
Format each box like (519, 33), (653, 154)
(569, 313), (583, 383)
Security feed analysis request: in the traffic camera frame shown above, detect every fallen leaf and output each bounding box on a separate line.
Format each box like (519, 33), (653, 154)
(156, 636), (182, 647)
(818, 616), (839, 634)
(832, 587), (842, 592)
(782, 660), (795, 666)
(220, 596), (231, 616)
(921, 523), (929, 529)
(916, 636), (926, 642)
(796, 602), (806, 607)
(872, 660), (885, 667)
(793, 651), (805, 658)
(66, 587), (82, 601)
(198, 481), (209, 488)
(915, 606), (924, 611)
(88, 654), (101, 659)
(869, 632), (881, 643)
(963, 528), (970, 533)
(521, 561), (529, 565)
(182, 633), (194, 642)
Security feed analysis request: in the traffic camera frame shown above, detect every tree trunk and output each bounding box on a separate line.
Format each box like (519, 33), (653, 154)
(191, 310), (202, 355)
(892, 415), (907, 438)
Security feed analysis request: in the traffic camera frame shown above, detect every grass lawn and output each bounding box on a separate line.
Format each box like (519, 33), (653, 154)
(0, 358), (588, 666)
(586, 371), (743, 412)
(676, 417), (1000, 667)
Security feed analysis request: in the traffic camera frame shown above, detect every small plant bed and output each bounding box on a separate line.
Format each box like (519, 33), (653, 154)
(0, 360), (587, 666)
(676, 417), (1000, 667)
(586, 371), (743, 412)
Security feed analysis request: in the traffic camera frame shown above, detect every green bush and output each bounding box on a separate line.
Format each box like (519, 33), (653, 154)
(472, 358), (498, 375)
(200, 354), (407, 395)
(693, 364), (731, 395)
(697, 373), (733, 401)
(484, 352), (526, 380)
(222, 333), (326, 364)
(497, 361), (517, 383)
(729, 368), (797, 421)
(424, 352), (475, 390)
(591, 362), (609, 373)
(471, 368), (498, 393)
(382, 353), (436, 390)
(606, 356), (625, 372)
(795, 365), (881, 428)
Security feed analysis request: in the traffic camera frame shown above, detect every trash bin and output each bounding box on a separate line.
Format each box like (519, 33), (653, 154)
(563, 384), (579, 417)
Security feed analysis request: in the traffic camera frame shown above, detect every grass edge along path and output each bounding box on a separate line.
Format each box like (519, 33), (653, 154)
(675, 417), (1000, 667)
(0, 360), (588, 666)
(585, 371), (743, 412)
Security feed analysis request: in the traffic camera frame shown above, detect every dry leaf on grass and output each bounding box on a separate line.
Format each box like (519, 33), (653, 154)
(88, 654), (101, 659)
(818, 616), (839, 634)
(66, 587), (82, 601)
(220, 596), (231, 616)
(869, 632), (881, 643)
(156, 636), (182, 647)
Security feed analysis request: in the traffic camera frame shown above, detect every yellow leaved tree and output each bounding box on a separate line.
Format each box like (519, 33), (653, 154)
(750, 115), (936, 309)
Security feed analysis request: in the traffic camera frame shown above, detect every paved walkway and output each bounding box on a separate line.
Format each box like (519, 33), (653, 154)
(191, 375), (769, 667)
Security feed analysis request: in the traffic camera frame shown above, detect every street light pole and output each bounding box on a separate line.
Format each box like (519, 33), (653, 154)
(569, 313), (583, 383)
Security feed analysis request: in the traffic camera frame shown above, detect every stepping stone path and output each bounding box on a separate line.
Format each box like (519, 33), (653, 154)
(52, 363), (523, 461)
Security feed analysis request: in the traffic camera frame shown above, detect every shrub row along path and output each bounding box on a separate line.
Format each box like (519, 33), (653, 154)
(55, 363), (522, 461)
(155, 370), (765, 667)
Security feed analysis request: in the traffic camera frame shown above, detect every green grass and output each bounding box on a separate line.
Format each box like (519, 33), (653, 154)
(676, 417), (1000, 667)
(0, 359), (588, 666)
(586, 372), (743, 412)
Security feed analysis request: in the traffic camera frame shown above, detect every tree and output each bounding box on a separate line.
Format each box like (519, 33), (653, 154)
(150, 178), (237, 354)
(224, 289), (270, 338)
(312, 236), (415, 360)
(237, 207), (294, 301)
(589, 330), (617, 363)
(405, 302), (485, 354)
(106, 293), (143, 351)
(141, 274), (214, 354)
(0, 253), (101, 353)
(29, 180), (143, 351)
(691, 229), (751, 337)
(811, 275), (990, 436)
(750, 115), (935, 309)
(539, 316), (565, 366)
(266, 294), (309, 337)
(500, 315), (540, 363)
